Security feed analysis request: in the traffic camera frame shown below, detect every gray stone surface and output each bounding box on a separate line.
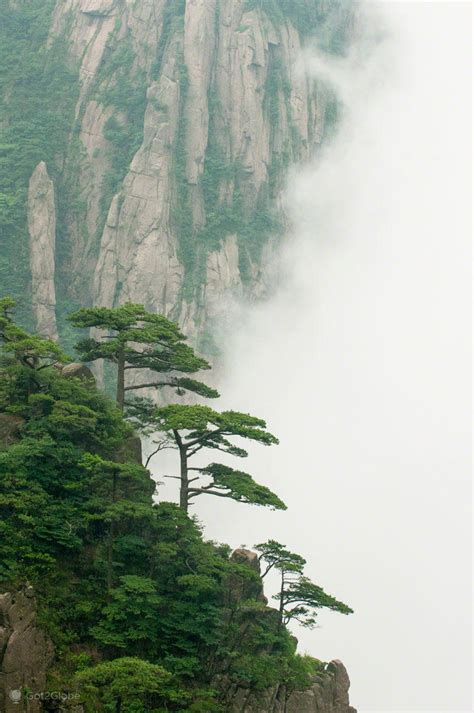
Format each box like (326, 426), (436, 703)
(27, 162), (58, 340)
(0, 588), (54, 713)
(45, 0), (333, 347)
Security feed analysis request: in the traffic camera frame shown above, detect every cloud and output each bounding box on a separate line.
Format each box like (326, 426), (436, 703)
(203, 2), (471, 710)
(151, 2), (471, 709)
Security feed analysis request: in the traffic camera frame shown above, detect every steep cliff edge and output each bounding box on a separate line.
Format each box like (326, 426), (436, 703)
(0, 565), (356, 713)
(221, 659), (355, 713)
(0, 0), (352, 348)
(215, 549), (356, 713)
(0, 339), (356, 712)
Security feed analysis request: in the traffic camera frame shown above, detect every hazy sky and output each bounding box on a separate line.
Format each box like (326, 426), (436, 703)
(153, 2), (472, 710)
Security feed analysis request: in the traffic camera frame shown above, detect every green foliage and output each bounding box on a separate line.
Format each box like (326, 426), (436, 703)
(137, 403), (283, 513)
(0, 0), (80, 324)
(197, 463), (287, 510)
(281, 576), (353, 627)
(91, 576), (162, 653)
(148, 404), (279, 447)
(244, 0), (353, 49)
(151, 0), (186, 80)
(255, 539), (306, 578)
(0, 335), (142, 585)
(0, 308), (352, 709)
(75, 657), (181, 712)
(0, 297), (69, 376)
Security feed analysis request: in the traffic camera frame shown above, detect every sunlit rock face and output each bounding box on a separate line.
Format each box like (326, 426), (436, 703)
(17, 0), (351, 346)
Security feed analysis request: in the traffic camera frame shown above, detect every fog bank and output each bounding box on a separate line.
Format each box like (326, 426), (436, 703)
(200, 2), (471, 710)
(153, 2), (471, 710)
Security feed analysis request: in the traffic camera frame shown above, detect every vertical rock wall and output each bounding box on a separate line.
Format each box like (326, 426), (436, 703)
(0, 588), (54, 713)
(20, 0), (351, 346)
(27, 162), (58, 340)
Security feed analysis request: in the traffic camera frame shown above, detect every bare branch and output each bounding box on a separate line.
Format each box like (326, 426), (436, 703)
(188, 487), (234, 500)
(124, 382), (173, 391)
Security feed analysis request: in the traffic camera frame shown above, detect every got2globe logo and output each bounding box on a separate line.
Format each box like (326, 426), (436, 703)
(8, 689), (22, 704)
(8, 689), (80, 705)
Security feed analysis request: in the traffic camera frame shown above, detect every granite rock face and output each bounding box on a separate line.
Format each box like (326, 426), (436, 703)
(286, 660), (357, 713)
(27, 162), (58, 340)
(20, 0), (350, 344)
(60, 362), (95, 382)
(223, 659), (356, 713)
(0, 588), (54, 713)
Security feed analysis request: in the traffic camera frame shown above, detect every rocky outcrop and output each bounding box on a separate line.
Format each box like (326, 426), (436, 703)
(116, 434), (143, 465)
(286, 660), (357, 713)
(60, 362), (95, 382)
(223, 659), (356, 713)
(226, 547), (268, 604)
(27, 162), (58, 340)
(218, 550), (356, 713)
(0, 588), (54, 713)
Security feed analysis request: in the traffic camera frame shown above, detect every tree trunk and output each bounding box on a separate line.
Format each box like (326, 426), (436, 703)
(279, 571), (285, 625)
(116, 348), (125, 411)
(179, 444), (189, 513)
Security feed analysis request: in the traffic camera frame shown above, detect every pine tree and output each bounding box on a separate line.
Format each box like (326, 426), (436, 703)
(255, 540), (353, 627)
(132, 403), (285, 514)
(68, 303), (219, 410)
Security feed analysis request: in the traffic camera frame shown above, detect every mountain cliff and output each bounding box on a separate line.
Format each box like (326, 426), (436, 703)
(0, 4), (357, 710)
(0, 0), (352, 351)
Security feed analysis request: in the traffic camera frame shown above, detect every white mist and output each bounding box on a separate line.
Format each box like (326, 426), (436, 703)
(194, 2), (471, 711)
(153, 2), (472, 710)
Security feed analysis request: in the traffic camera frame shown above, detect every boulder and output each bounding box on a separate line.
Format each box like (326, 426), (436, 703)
(231, 548), (261, 573)
(227, 549), (267, 604)
(61, 363), (95, 383)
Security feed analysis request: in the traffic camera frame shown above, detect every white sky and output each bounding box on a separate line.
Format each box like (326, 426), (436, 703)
(153, 2), (472, 710)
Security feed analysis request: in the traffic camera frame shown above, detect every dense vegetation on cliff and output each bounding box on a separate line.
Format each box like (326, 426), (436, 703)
(0, 298), (352, 711)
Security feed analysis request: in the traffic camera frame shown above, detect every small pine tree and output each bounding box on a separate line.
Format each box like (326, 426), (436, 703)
(255, 540), (353, 627)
